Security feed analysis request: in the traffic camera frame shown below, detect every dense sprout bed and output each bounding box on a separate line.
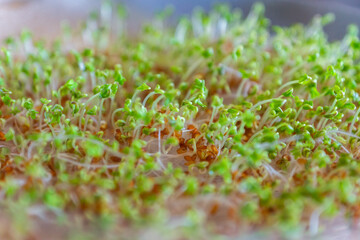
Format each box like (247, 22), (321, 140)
(1, 2), (360, 239)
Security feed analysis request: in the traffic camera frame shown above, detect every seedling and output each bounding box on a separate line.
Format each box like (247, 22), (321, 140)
(0, 2), (358, 239)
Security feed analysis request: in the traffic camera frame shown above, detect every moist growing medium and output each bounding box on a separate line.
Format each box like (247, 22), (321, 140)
(0, 2), (359, 239)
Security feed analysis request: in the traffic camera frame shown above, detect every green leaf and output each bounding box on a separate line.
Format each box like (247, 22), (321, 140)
(5, 128), (14, 141)
(202, 48), (214, 58)
(169, 116), (185, 131)
(165, 136), (179, 146)
(86, 106), (98, 115)
(242, 110), (257, 128)
(64, 79), (78, 91)
(184, 177), (198, 195)
(211, 95), (223, 108)
(44, 188), (64, 208)
(282, 88), (294, 97)
(313, 149), (330, 168)
(209, 157), (232, 183)
(83, 140), (104, 157)
(136, 83), (151, 92)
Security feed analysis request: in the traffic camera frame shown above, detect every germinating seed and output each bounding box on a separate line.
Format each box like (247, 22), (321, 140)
(0, 2), (359, 238)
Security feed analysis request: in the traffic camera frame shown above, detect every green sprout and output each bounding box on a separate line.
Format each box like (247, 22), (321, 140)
(0, 2), (359, 239)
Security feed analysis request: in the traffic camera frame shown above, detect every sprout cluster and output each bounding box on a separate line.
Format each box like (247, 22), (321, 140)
(0, 2), (360, 239)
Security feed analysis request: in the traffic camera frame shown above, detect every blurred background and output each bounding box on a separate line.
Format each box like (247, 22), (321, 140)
(0, 0), (360, 41)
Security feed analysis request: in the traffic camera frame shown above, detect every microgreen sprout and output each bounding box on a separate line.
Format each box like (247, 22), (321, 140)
(0, 2), (359, 239)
